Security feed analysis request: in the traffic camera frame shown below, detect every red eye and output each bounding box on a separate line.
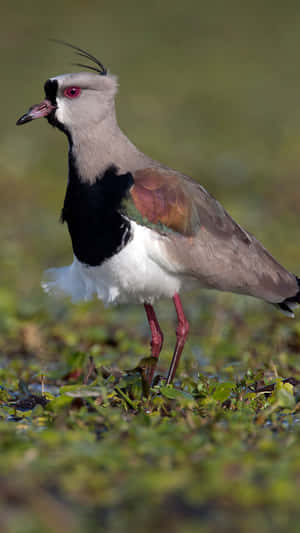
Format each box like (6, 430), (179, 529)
(64, 87), (81, 99)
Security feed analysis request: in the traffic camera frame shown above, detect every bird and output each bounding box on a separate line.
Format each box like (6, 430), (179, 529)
(16, 41), (300, 385)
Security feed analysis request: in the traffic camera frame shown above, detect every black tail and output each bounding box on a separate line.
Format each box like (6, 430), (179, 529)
(276, 276), (300, 317)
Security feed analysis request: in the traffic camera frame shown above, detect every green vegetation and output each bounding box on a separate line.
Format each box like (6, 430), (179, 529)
(2, 2), (300, 531)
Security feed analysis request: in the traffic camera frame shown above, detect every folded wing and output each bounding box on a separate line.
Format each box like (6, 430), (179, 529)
(126, 167), (298, 305)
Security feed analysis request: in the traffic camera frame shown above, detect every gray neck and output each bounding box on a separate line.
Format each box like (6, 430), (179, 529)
(69, 107), (154, 183)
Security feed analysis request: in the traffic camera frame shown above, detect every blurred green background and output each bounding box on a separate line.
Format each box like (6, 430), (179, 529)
(2, 1), (300, 532)
(2, 0), (300, 297)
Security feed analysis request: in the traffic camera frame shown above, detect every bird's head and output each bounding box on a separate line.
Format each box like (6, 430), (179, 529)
(16, 42), (117, 136)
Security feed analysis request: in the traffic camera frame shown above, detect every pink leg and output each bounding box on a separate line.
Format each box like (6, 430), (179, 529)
(144, 303), (164, 383)
(166, 293), (190, 384)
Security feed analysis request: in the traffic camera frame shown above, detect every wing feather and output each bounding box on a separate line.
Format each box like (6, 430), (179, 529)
(125, 166), (298, 303)
(129, 167), (250, 243)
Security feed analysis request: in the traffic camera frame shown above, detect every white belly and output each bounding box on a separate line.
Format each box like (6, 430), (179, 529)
(42, 222), (189, 304)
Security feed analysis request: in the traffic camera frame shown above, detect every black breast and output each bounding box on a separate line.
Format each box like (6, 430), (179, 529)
(61, 163), (134, 266)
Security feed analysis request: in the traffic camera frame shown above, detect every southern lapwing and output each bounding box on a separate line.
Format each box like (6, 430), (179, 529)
(16, 43), (300, 384)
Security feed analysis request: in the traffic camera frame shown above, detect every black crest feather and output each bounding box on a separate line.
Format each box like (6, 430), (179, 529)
(51, 39), (107, 76)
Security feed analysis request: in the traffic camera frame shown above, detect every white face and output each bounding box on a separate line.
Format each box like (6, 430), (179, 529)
(45, 72), (118, 132)
(16, 70), (119, 147)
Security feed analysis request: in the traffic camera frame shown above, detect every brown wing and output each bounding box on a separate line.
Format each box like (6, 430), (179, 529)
(130, 167), (250, 242)
(129, 167), (298, 303)
(130, 168), (195, 235)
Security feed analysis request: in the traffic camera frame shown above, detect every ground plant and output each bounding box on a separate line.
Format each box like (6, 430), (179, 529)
(1, 2), (300, 532)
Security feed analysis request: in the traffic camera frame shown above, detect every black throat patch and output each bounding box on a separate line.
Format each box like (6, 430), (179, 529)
(61, 159), (134, 266)
(44, 78), (69, 135)
(44, 79), (58, 105)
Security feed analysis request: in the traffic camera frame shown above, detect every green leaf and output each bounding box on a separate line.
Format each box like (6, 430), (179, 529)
(160, 385), (194, 402)
(60, 385), (102, 398)
(274, 382), (296, 410)
(211, 382), (234, 402)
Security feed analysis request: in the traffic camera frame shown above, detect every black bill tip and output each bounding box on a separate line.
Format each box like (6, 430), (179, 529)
(16, 113), (33, 126)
